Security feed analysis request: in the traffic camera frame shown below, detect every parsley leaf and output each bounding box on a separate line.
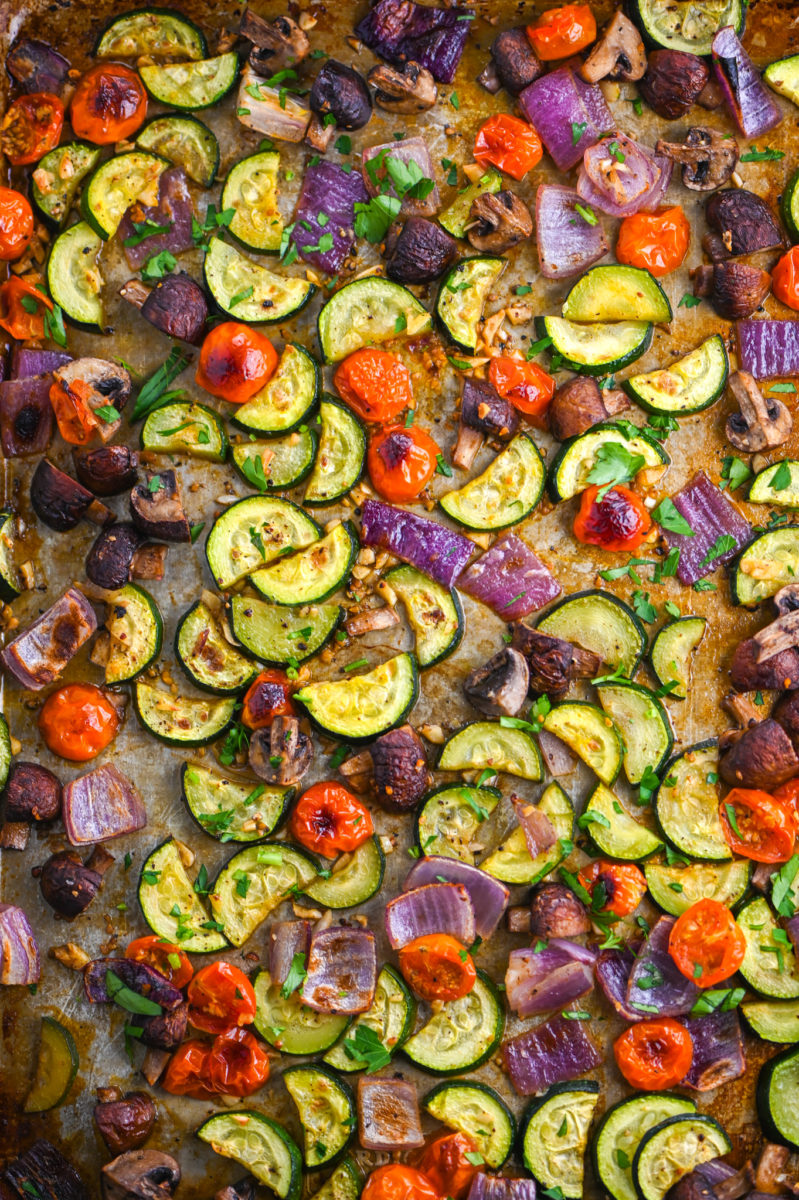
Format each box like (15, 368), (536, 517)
(586, 441), (646, 501)
(343, 1024), (392, 1072)
(652, 498), (694, 536)
(281, 952), (307, 998)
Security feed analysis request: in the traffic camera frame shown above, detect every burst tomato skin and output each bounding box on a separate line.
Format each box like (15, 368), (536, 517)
(0, 276), (53, 341)
(417, 1133), (483, 1200)
(578, 860), (647, 917)
(772, 246), (799, 311)
(473, 114), (542, 180)
(333, 348), (414, 423)
(0, 189), (34, 261)
(38, 684), (120, 761)
(614, 1017), (693, 1090)
(187, 961), (257, 1034)
(773, 778), (799, 815)
(526, 4), (596, 60)
(162, 1028), (269, 1099)
(573, 484), (651, 552)
(362, 1165), (441, 1200)
(398, 933), (476, 1002)
(616, 207), (690, 277)
(196, 322), (278, 404)
(49, 377), (99, 445)
(488, 357), (555, 423)
(70, 65), (147, 144)
(241, 670), (295, 730)
(668, 898), (746, 987)
(290, 781), (374, 857)
(367, 424), (439, 502)
(720, 787), (799, 863)
(125, 936), (193, 989)
(1, 93), (64, 165)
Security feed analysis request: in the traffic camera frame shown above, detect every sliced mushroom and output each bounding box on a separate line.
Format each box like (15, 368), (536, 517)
(704, 189), (786, 261)
(74, 445), (139, 497)
(309, 60), (372, 130)
(752, 608), (799, 664)
(452, 424), (484, 471)
(725, 370), (792, 453)
(31, 459), (114, 531)
(547, 375), (630, 441)
(730, 636), (799, 692)
(215, 1183), (256, 1200)
(775, 583), (799, 615)
(488, 27), (542, 95)
(656, 127), (738, 191)
(130, 471), (190, 542)
(463, 647), (530, 717)
(239, 10), (309, 72)
(755, 1143), (791, 1195)
(528, 882), (591, 938)
(692, 262), (771, 320)
(249, 715), (313, 786)
(476, 60), (502, 93)
(367, 61), (437, 113)
(579, 11), (646, 83)
(369, 725), (430, 812)
(101, 1149), (180, 1200)
(512, 625), (601, 696)
(305, 113), (335, 153)
(121, 274), (208, 344)
(467, 190), (532, 253)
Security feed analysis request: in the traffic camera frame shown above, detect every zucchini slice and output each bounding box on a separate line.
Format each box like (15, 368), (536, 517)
(536, 315), (653, 375)
(47, 221), (104, 329)
(141, 401), (228, 462)
(623, 336), (728, 416)
(632, 1115), (731, 1200)
(309, 1160), (362, 1200)
(24, 1017), (79, 1114)
(596, 681), (673, 783)
(592, 1094), (696, 1200)
(438, 168), (502, 239)
(548, 422), (668, 503)
(253, 969), (350, 1055)
(542, 702), (624, 785)
(205, 237), (315, 324)
(438, 721), (542, 780)
(522, 1082), (600, 1200)
(632, 0), (745, 55)
(222, 151), (283, 254)
(743, 997), (799, 1044)
(205, 495), (319, 590)
(645, 859), (751, 917)
(439, 433), (545, 531)
(103, 584), (163, 685)
(537, 590), (646, 675)
(0, 512), (20, 603)
(318, 277), (431, 362)
(584, 783), (663, 860)
(284, 1065), (355, 1169)
(563, 264), (672, 324)
(303, 836), (385, 910)
(140, 53), (239, 109)
(229, 595), (341, 666)
(175, 601), (256, 694)
(32, 143), (100, 226)
(250, 521), (356, 605)
(95, 8), (207, 58)
(136, 113), (219, 187)
(196, 1112), (302, 1199)
(0, 716), (12, 793)
(655, 741), (730, 861)
(749, 460), (799, 508)
(303, 399), (366, 506)
(402, 970), (504, 1074)
(481, 781), (573, 885)
(210, 843), (318, 947)
(232, 430), (318, 492)
(295, 653), (419, 741)
(648, 617), (706, 700)
(732, 526), (799, 606)
(234, 343), (320, 435)
(424, 1082), (515, 1169)
(135, 682), (237, 746)
(181, 762), (292, 843)
(757, 1044), (799, 1149)
(385, 564), (463, 669)
(138, 837), (227, 952)
(737, 896), (799, 999)
(324, 965), (415, 1072)
(436, 256), (506, 353)
(83, 151), (167, 240)
(415, 785), (501, 863)
(783, 167), (799, 241)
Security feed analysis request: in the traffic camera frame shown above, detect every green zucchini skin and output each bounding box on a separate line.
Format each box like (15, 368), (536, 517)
(401, 970), (504, 1074)
(435, 255), (506, 354)
(94, 7), (208, 59)
(317, 277), (431, 363)
(631, 0), (745, 55)
(283, 1063), (355, 1169)
(196, 1110), (303, 1199)
(731, 526), (799, 607)
(592, 1094), (696, 1200)
(47, 221), (105, 330)
(757, 1044), (799, 1149)
(536, 589), (646, 675)
(136, 112), (220, 186)
(423, 1081), (516, 1168)
(521, 1082), (600, 1200)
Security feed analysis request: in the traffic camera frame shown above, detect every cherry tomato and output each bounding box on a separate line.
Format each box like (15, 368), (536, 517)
(398, 934), (477, 1002)
(161, 1039), (214, 1100)
(241, 670), (295, 730)
(526, 5), (597, 60)
(363, 1165), (441, 1200)
(333, 348), (414, 423)
(70, 65), (147, 145)
(0, 189), (34, 261)
(616, 207), (690, 278)
(125, 936), (193, 989)
(473, 114), (542, 181)
(0, 277), (53, 341)
(290, 781), (374, 858)
(0, 94), (64, 166)
(196, 322), (279, 404)
(720, 787), (799, 863)
(49, 377), (100, 446)
(488, 356), (555, 423)
(573, 484), (652, 552)
(668, 898), (746, 987)
(162, 1028), (270, 1099)
(187, 961), (257, 1034)
(578, 860), (647, 917)
(614, 1017), (693, 1090)
(773, 778), (799, 817)
(38, 684), (120, 762)
(417, 1133), (482, 1200)
(772, 246), (799, 311)
(367, 424), (439, 503)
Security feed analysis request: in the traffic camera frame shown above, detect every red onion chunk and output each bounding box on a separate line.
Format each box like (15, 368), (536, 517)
(786, 912), (799, 954)
(386, 882), (476, 949)
(357, 1077), (424, 1151)
(519, 68), (611, 172)
(712, 26), (782, 138)
(355, 0), (472, 84)
(293, 160), (368, 274)
(10, 347), (71, 380)
(513, 796), (557, 858)
(681, 1009), (745, 1091)
(662, 471), (752, 586)
(737, 319), (799, 379)
(0, 376), (55, 458)
(469, 1177), (537, 1200)
(0, 904), (40, 985)
(7, 39), (70, 94)
(458, 532), (560, 620)
(536, 184), (608, 280)
(506, 945), (594, 1017)
(363, 139), (440, 218)
(83, 957), (183, 1009)
(404, 856), (509, 939)
(626, 916), (700, 1017)
(361, 499), (474, 589)
(63, 765), (146, 846)
(269, 920), (311, 988)
(502, 1012), (603, 1095)
(577, 138), (672, 218)
(301, 926), (377, 1014)
(595, 947), (640, 1020)
(1, 587), (97, 690)
(119, 168), (195, 270)
(537, 729), (577, 777)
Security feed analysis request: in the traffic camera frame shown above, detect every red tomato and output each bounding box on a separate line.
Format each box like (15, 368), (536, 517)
(488, 356), (555, 423)
(578, 860), (647, 917)
(526, 4), (597, 59)
(49, 377), (100, 446)
(668, 898), (746, 987)
(125, 936), (193, 989)
(772, 246), (799, 311)
(573, 484), (652, 552)
(290, 781), (374, 858)
(720, 787), (799, 863)
(162, 1028), (269, 1099)
(241, 670), (295, 730)
(473, 114), (542, 181)
(614, 1017), (693, 1090)
(367, 424), (439, 502)
(187, 961), (257, 1034)
(196, 322), (279, 404)
(0, 93), (64, 166)
(70, 65), (147, 145)
(616, 207), (690, 277)
(417, 1133), (483, 1200)
(773, 778), (799, 816)
(363, 1166), (441, 1200)
(0, 189), (34, 261)
(0, 277), (52, 341)
(161, 1039), (214, 1100)
(333, 348), (414, 423)
(398, 934), (476, 1002)
(38, 684), (120, 761)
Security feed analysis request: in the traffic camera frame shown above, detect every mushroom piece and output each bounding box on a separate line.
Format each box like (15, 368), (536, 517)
(339, 724), (430, 812)
(579, 11), (646, 83)
(639, 49), (708, 118)
(249, 715), (313, 786)
(691, 262), (771, 321)
(385, 217), (458, 284)
(215, 1184), (256, 1200)
(476, 60), (502, 93)
(512, 625), (602, 696)
(463, 647), (530, 717)
(528, 882), (592, 938)
(729, 637), (799, 693)
(94, 1092), (156, 1156)
(754, 1143), (791, 1195)
(0, 822), (29, 850)
(305, 113), (336, 153)
(138, 1001), (189, 1052)
(130, 471), (191, 542)
(704, 189), (786, 261)
(74, 446), (140, 497)
(461, 377), (519, 440)
(656, 127), (738, 192)
(309, 59), (372, 130)
(725, 370), (792, 453)
(467, 190), (532, 253)
(101, 1150), (180, 1200)
(547, 375), (630, 441)
(31, 458), (114, 532)
(488, 27), (543, 95)
(367, 61), (437, 113)
(121, 274), (208, 344)
(239, 10), (309, 73)
(86, 522), (145, 590)
(719, 718), (799, 789)
(39, 849), (108, 918)
(4, 762), (62, 823)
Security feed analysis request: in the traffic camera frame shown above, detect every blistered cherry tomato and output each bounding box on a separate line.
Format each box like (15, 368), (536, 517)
(474, 114), (542, 181)
(241, 669), (295, 730)
(573, 484), (651, 552)
(0, 189), (34, 261)
(196, 322), (279, 404)
(772, 246), (799, 311)
(614, 1017), (693, 1090)
(187, 961), (257, 1034)
(720, 787), (799, 863)
(398, 934), (476, 1002)
(70, 65), (147, 145)
(162, 1028), (269, 1099)
(125, 936), (193, 989)
(290, 781), (374, 858)
(0, 93), (64, 165)
(363, 1167), (440, 1200)
(161, 1039), (213, 1100)
(668, 898), (746, 988)
(417, 1133), (483, 1200)
(616, 207), (690, 277)
(333, 348), (413, 423)
(38, 684), (120, 761)
(578, 860), (647, 917)
(488, 356), (555, 423)
(0, 277), (52, 341)
(526, 5), (596, 60)
(367, 424), (439, 503)
(49, 376), (100, 446)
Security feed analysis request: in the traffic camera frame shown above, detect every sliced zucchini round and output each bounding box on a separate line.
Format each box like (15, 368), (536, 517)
(234, 343), (320, 435)
(732, 526), (799, 606)
(385, 564), (463, 669)
(47, 221), (104, 329)
(632, 1115), (731, 1200)
(655, 741), (730, 861)
(295, 653), (418, 741)
(415, 785), (501, 863)
(95, 8), (207, 58)
(592, 1094), (696, 1200)
(83, 151), (167, 240)
(24, 1017), (79, 1114)
(547, 422), (668, 503)
(438, 168), (502, 239)
(229, 595), (341, 666)
(205, 236), (315, 324)
(196, 1112), (302, 1199)
(749, 460), (799, 508)
(481, 781), (573, 885)
(563, 264), (672, 324)
(138, 837), (227, 952)
(303, 836), (384, 910)
(310, 1159), (362, 1200)
(0, 512), (20, 604)
(439, 433), (545, 531)
(103, 584), (163, 685)
(250, 520), (356, 606)
(536, 316), (653, 376)
(737, 896), (799, 999)
(284, 1065), (355, 1169)
(324, 965), (415, 1072)
(223, 151), (283, 254)
(403, 970), (504, 1074)
(175, 600), (256, 694)
(134, 681), (237, 746)
(757, 1044), (799, 1149)
(542, 702), (624, 785)
(596, 681), (673, 783)
(632, 0), (744, 55)
(537, 590), (646, 675)
(253, 968), (350, 1055)
(584, 782), (664, 860)
(318, 277), (431, 362)
(140, 53), (239, 109)
(32, 143), (101, 226)
(622, 336), (728, 416)
(205, 495), (319, 590)
(521, 1082), (600, 1200)
(0, 716), (13, 794)
(781, 165), (799, 242)
(424, 1081), (515, 1169)
(141, 401), (228, 462)
(649, 617), (706, 700)
(438, 720), (542, 780)
(136, 113), (219, 187)
(210, 842), (319, 947)
(181, 762), (292, 843)
(436, 256), (506, 353)
(645, 859), (751, 917)
(232, 430), (318, 492)
(743, 996), (799, 1044)
(303, 399), (366, 506)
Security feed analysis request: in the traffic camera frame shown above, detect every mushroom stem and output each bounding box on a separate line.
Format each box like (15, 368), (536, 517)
(726, 370), (793, 452)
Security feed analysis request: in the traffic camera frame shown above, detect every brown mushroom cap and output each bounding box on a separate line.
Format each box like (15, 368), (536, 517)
(579, 11), (646, 83)
(101, 1150), (180, 1200)
(656, 127), (738, 192)
(725, 370), (792, 453)
(368, 61), (437, 113)
(467, 190), (533, 253)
